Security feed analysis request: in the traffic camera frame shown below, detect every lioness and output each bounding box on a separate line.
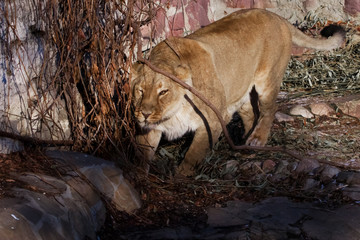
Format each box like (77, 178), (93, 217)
(131, 9), (345, 176)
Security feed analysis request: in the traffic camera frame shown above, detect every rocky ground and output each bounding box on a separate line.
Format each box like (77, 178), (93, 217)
(97, 91), (360, 240)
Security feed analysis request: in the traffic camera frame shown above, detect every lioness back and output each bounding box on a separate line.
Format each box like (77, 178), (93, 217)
(186, 9), (293, 115)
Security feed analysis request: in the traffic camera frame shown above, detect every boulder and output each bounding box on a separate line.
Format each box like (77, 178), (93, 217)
(0, 174), (105, 240)
(0, 150), (141, 240)
(46, 150), (142, 212)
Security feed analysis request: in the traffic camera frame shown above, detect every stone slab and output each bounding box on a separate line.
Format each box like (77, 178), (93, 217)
(46, 150), (142, 212)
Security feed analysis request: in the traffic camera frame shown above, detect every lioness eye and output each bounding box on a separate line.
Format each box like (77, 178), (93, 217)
(159, 89), (168, 96)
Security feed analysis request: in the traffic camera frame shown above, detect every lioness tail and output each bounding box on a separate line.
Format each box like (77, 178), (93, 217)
(289, 23), (346, 51)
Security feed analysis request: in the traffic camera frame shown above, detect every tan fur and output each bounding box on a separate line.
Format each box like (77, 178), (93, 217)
(131, 9), (345, 176)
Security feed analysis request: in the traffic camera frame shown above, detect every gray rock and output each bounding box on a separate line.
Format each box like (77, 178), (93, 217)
(46, 150), (142, 212)
(0, 180), (104, 240)
(207, 197), (313, 239)
(287, 162), (298, 172)
(0, 199), (38, 240)
(346, 172), (360, 185)
(208, 197), (360, 240)
(337, 171), (354, 183)
(342, 186), (360, 201)
(303, 205), (360, 240)
(207, 201), (252, 227)
(0, 150), (142, 240)
(17, 173), (67, 194)
(337, 172), (360, 186)
(120, 197), (360, 239)
(0, 138), (24, 154)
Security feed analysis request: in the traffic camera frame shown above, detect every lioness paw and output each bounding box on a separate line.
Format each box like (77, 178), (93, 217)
(177, 162), (195, 177)
(245, 134), (267, 146)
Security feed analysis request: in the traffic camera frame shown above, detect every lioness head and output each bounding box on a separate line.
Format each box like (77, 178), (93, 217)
(131, 61), (191, 130)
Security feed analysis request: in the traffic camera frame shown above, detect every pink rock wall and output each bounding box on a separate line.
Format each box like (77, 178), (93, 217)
(139, 0), (359, 48)
(140, 0), (212, 39)
(345, 0), (360, 16)
(224, 0), (275, 9)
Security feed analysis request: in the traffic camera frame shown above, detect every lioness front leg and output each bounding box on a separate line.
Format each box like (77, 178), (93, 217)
(177, 125), (221, 176)
(136, 129), (162, 172)
(246, 67), (286, 146)
(177, 127), (210, 176)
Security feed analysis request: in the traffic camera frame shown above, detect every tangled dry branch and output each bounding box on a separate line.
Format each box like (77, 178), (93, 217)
(0, 0), (159, 160)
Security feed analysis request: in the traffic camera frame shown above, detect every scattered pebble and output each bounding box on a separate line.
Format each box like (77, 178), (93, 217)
(275, 111), (294, 122)
(289, 105), (314, 118)
(295, 158), (320, 174)
(262, 160), (276, 173)
(274, 160), (289, 174)
(225, 160), (239, 170)
(303, 178), (319, 190)
(320, 165), (340, 181)
(11, 214), (20, 221)
(309, 103), (335, 116)
(287, 162), (298, 172)
(223, 160), (239, 180)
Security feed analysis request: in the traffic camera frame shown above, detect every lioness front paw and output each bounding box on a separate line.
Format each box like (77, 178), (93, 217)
(176, 162), (195, 177)
(245, 133), (267, 146)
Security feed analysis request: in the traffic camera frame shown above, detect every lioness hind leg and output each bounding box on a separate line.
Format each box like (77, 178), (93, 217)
(238, 101), (255, 138)
(245, 76), (281, 146)
(245, 95), (277, 146)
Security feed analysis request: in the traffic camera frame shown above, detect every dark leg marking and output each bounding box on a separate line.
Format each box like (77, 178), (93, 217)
(184, 94), (213, 149)
(244, 85), (260, 140)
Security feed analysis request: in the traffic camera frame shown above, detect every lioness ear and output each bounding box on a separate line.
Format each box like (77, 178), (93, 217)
(164, 37), (202, 62)
(164, 37), (182, 60)
(175, 64), (192, 86)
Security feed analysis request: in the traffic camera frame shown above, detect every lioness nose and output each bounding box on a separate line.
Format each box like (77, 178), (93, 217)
(142, 112), (151, 119)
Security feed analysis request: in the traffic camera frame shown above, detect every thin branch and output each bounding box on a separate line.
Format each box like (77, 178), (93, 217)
(0, 131), (73, 146)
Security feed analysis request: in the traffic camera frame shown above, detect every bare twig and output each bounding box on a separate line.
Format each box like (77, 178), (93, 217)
(0, 130), (73, 146)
